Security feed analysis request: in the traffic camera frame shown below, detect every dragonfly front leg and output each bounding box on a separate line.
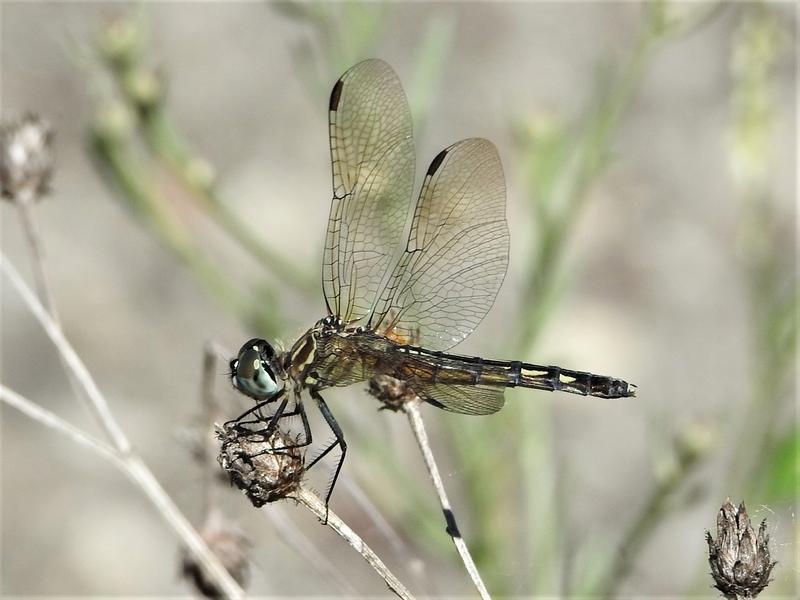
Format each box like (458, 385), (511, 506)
(233, 393), (313, 453)
(307, 388), (347, 522)
(265, 394), (313, 451)
(225, 388), (287, 429)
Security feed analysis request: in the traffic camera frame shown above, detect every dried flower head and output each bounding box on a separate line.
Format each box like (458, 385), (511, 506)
(0, 113), (54, 201)
(706, 500), (775, 599)
(368, 374), (420, 412)
(181, 509), (250, 598)
(217, 423), (305, 507)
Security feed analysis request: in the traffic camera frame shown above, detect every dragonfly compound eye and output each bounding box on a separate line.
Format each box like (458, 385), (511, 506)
(232, 339), (281, 400)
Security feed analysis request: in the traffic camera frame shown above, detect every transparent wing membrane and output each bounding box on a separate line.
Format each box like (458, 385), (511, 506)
(371, 138), (509, 350)
(229, 59), (635, 515)
(410, 381), (506, 416)
(320, 63), (516, 415)
(323, 59), (415, 321)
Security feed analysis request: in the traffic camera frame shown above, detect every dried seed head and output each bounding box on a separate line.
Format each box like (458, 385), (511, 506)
(368, 374), (420, 412)
(706, 500), (776, 599)
(0, 113), (54, 201)
(217, 423), (305, 507)
(181, 509), (250, 598)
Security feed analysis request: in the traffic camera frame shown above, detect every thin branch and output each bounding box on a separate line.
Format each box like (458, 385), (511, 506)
(207, 342), (385, 596)
(15, 191), (58, 318)
(263, 504), (359, 597)
(200, 341), (226, 515)
(341, 475), (430, 591)
(2, 252), (130, 451)
(1, 253), (245, 599)
(404, 400), (491, 600)
(137, 107), (318, 296)
(88, 130), (250, 321)
(202, 342), (354, 593)
(598, 425), (710, 600)
(0, 383), (244, 598)
(14, 189), (112, 440)
(0, 384), (124, 468)
(293, 486), (415, 600)
(124, 455), (246, 598)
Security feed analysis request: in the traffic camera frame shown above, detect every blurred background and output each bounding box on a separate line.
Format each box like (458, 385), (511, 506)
(1, 1), (796, 597)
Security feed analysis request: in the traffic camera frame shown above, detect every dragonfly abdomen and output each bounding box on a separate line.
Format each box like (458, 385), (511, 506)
(507, 362), (635, 398)
(470, 359), (635, 399)
(399, 346), (636, 399)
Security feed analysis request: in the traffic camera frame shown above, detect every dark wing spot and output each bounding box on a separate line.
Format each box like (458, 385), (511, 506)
(329, 79), (344, 111)
(426, 148), (448, 176)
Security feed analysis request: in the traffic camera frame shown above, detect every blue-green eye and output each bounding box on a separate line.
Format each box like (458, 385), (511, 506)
(231, 339), (281, 400)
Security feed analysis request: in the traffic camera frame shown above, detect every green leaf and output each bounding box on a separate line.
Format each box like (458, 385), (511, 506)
(764, 428), (799, 503)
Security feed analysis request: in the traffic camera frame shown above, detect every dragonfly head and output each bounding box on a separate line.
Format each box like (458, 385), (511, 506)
(230, 338), (283, 400)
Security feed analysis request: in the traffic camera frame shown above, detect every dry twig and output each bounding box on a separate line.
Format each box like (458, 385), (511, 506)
(293, 486), (415, 600)
(368, 375), (490, 598)
(0, 253), (244, 599)
(405, 401), (491, 600)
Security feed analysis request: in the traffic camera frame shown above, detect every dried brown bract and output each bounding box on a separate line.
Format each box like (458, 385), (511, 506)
(706, 500), (775, 599)
(217, 422), (305, 507)
(181, 508), (251, 599)
(0, 113), (54, 201)
(368, 374), (420, 412)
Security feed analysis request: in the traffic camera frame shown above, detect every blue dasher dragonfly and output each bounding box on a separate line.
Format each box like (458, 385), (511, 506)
(229, 59), (635, 508)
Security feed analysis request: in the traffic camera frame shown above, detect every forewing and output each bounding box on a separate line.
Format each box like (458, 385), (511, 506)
(410, 381), (506, 415)
(372, 138), (509, 350)
(323, 59), (415, 321)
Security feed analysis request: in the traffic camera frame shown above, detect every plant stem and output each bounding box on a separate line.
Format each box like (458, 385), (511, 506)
(598, 473), (678, 600)
(90, 132), (249, 319)
(0, 382), (245, 599)
(15, 191), (58, 318)
(1, 254), (244, 599)
(293, 486), (414, 600)
(14, 189), (101, 426)
(0, 384), (122, 467)
(3, 252), (131, 450)
(405, 400), (491, 600)
(138, 109), (317, 296)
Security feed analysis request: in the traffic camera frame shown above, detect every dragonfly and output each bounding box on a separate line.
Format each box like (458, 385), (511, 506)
(229, 58), (636, 509)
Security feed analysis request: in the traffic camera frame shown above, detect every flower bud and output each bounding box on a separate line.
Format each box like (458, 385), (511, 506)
(122, 66), (164, 114)
(92, 100), (136, 145)
(706, 500), (775, 598)
(98, 17), (141, 69)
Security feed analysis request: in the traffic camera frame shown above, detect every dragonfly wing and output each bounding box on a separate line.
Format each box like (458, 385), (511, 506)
(323, 59), (415, 322)
(371, 138), (509, 350)
(410, 381), (506, 415)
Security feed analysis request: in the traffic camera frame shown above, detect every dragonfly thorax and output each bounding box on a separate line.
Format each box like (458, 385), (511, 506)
(230, 338), (284, 400)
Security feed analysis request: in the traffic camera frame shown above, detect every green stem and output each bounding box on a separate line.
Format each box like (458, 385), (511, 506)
(517, 31), (656, 599)
(597, 472), (678, 599)
(139, 109), (318, 295)
(90, 131), (248, 319)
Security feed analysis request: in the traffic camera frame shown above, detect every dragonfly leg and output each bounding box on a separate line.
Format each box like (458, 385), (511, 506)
(237, 393), (313, 452)
(260, 395), (313, 452)
(294, 396), (312, 447)
(308, 389), (346, 523)
(225, 388), (286, 428)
